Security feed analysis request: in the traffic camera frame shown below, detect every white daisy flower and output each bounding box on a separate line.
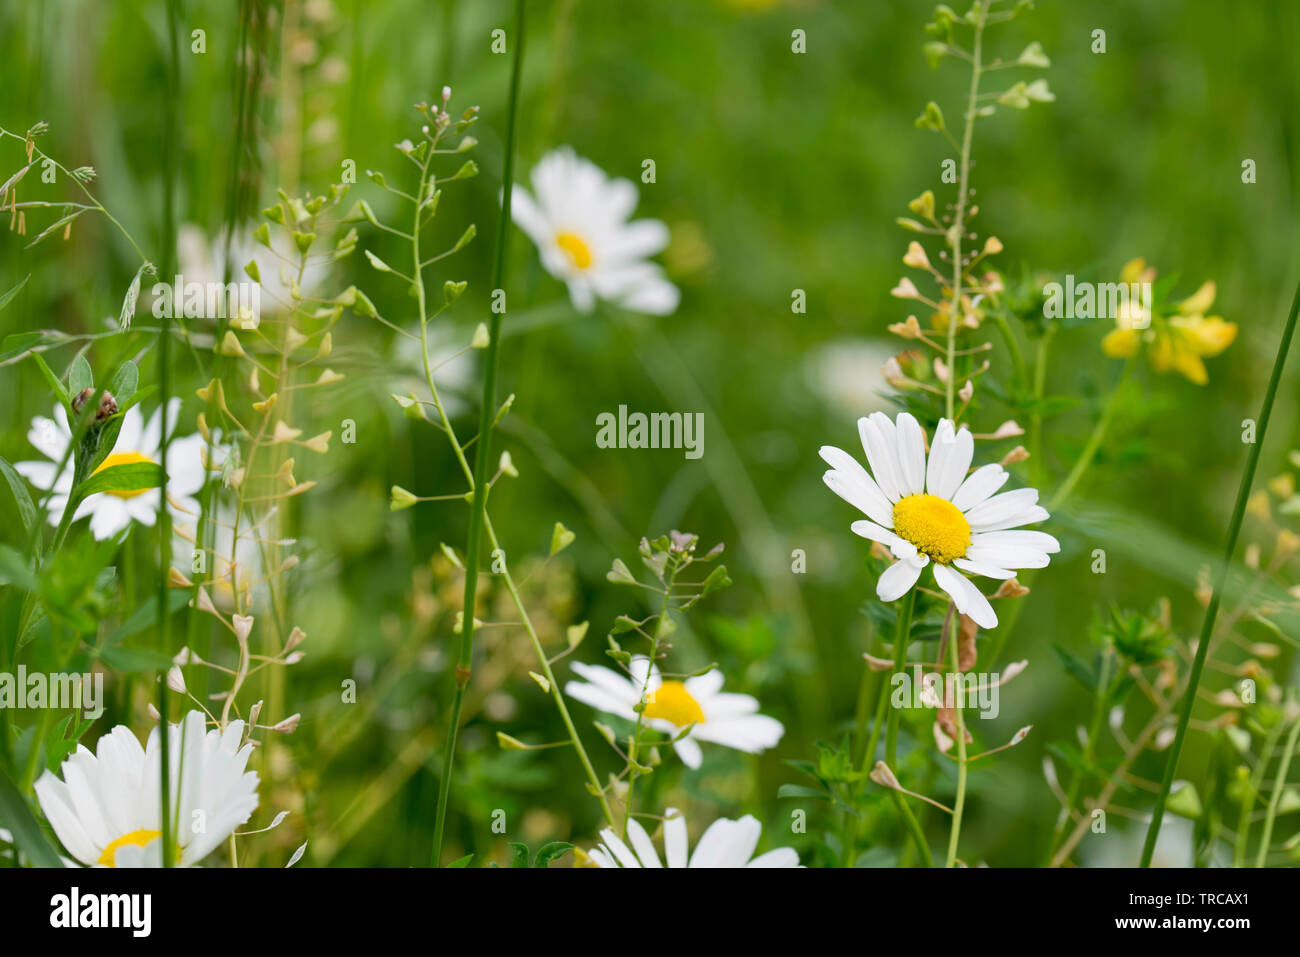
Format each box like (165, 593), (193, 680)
(586, 807), (800, 868)
(34, 711), (259, 868)
(15, 398), (212, 541)
(564, 657), (783, 769)
(511, 146), (680, 315)
(821, 411), (1060, 628)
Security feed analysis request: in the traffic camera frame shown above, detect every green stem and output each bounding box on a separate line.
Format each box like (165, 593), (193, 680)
(622, 571), (677, 838)
(483, 516), (616, 828)
(945, 617), (967, 868)
(1254, 709), (1300, 867)
(1047, 648), (1113, 862)
(430, 0), (526, 866)
(1048, 356), (1134, 510)
(1233, 716), (1286, 867)
(1140, 270), (1300, 867)
(891, 790), (934, 868)
(884, 588), (917, 769)
(944, 5), (985, 420)
(158, 0), (181, 869)
(1028, 325), (1055, 490)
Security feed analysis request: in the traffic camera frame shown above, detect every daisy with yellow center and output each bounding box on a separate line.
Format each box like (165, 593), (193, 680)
(34, 711), (259, 868)
(584, 807), (801, 869)
(821, 411), (1060, 627)
(564, 658), (783, 769)
(15, 398), (216, 540)
(510, 146), (680, 315)
(1100, 258), (1237, 385)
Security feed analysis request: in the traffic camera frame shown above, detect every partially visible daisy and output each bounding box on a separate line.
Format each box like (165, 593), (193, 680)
(583, 807), (800, 868)
(174, 222), (327, 323)
(511, 146), (680, 315)
(821, 411), (1060, 628)
(173, 503), (269, 613)
(15, 398), (212, 541)
(565, 657), (783, 769)
(1101, 258), (1236, 385)
(35, 711), (259, 868)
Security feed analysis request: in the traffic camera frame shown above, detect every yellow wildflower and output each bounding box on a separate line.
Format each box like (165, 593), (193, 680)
(1101, 258), (1236, 385)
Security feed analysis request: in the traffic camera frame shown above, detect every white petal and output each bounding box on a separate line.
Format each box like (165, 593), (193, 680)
(926, 419), (974, 501)
(894, 413), (927, 496)
(625, 817), (662, 867)
(951, 463), (1009, 513)
(876, 556), (925, 602)
(694, 714), (785, 752)
(689, 816), (761, 868)
(849, 519), (907, 553)
(858, 415), (903, 502)
(953, 557), (1016, 580)
(748, 847), (801, 867)
(963, 488), (1039, 531)
(932, 564), (997, 628)
(970, 529), (1060, 553)
(820, 445), (894, 526)
(965, 544), (1051, 570)
(663, 809), (689, 868)
(597, 828), (642, 868)
(673, 736), (703, 769)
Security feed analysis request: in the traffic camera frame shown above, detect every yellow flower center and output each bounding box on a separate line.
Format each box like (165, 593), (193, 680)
(892, 493), (971, 564)
(643, 680), (706, 727)
(555, 231), (593, 270)
(92, 451), (156, 499)
(98, 829), (163, 867)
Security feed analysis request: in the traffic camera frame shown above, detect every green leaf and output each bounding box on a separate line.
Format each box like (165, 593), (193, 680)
(69, 355), (93, 395)
(1051, 644), (1097, 692)
(533, 841), (574, 867)
(0, 273), (30, 312)
(0, 455), (37, 536)
(0, 766), (64, 868)
(611, 615), (641, 634)
(508, 842), (531, 868)
(72, 462), (165, 503)
(95, 645), (173, 672)
(103, 589), (191, 647)
(0, 544), (38, 591)
(0, 332), (43, 364)
(447, 853), (474, 868)
(30, 351), (69, 406)
(25, 208), (86, 248)
(777, 783), (831, 801)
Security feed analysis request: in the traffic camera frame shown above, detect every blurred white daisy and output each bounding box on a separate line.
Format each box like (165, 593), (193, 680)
(565, 657), (783, 769)
(173, 503), (271, 613)
(174, 222), (327, 322)
(821, 411), (1059, 628)
(35, 711), (259, 868)
(15, 398), (211, 541)
(511, 146), (679, 315)
(585, 807), (799, 868)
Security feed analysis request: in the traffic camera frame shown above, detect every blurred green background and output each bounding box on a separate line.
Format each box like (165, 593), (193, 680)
(2, 0), (1298, 866)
